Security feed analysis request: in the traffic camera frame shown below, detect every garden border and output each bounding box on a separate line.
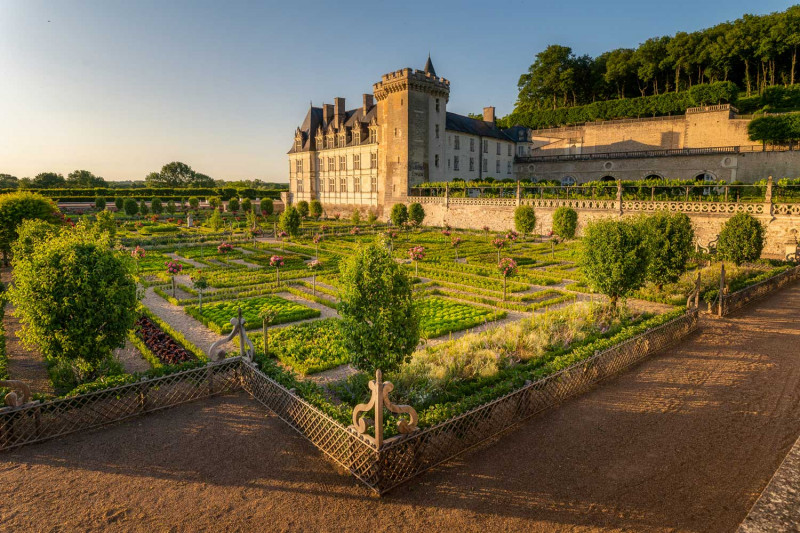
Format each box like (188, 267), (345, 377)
(721, 265), (800, 316)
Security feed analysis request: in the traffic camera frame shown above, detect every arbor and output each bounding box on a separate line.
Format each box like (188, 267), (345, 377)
(514, 205), (537, 235)
(390, 203), (408, 226)
(297, 200), (309, 218)
(0, 191), (61, 265)
(123, 198), (138, 216)
(32, 172), (66, 188)
(408, 202), (425, 226)
(552, 206), (578, 239)
(338, 237), (418, 374)
(581, 219), (648, 307)
(717, 213), (765, 265)
(639, 212), (694, 288)
(9, 223), (137, 384)
(279, 206), (301, 236)
(309, 199), (323, 219)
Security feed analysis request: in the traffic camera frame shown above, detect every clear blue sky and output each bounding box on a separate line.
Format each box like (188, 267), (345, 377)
(0, 0), (792, 183)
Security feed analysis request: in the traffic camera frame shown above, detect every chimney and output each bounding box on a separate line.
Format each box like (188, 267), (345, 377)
(322, 103), (334, 125)
(334, 97), (345, 126)
(363, 93), (374, 113)
(483, 106), (496, 124)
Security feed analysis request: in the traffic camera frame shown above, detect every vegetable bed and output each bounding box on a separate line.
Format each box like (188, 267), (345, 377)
(187, 295), (320, 334)
(134, 316), (197, 365)
(252, 318), (349, 375)
(418, 296), (506, 338)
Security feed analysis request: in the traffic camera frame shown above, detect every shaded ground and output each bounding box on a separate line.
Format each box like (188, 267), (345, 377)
(2, 282), (800, 532)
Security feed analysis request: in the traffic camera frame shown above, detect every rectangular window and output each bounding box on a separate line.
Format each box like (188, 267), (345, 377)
(340, 177), (347, 193)
(435, 124), (439, 139)
(495, 160), (500, 173)
(508, 144), (512, 156)
(454, 156), (459, 171)
(371, 176), (378, 192)
(469, 157), (475, 171)
(328, 177), (335, 193)
(296, 178), (303, 193)
(327, 158), (334, 172)
(483, 139), (488, 154)
(447, 158), (451, 170)
(496, 142), (501, 155)
(470, 138), (475, 152)
(454, 135), (460, 150)
(370, 152), (377, 169)
(434, 154), (439, 168)
(339, 156), (346, 171)
(353, 154), (360, 170)
(369, 129), (376, 143)
(295, 160), (303, 174)
(483, 158), (488, 172)
(507, 162), (512, 174)
(353, 177), (361, 193)
(435, 98), (440, 112)
(318, 157), (323, 171)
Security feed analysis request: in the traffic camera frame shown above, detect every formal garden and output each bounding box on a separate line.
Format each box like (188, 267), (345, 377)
(0, 190), (796, 491)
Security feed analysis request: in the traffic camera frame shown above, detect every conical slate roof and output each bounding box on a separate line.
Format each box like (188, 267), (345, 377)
(424, 54), (436, 77)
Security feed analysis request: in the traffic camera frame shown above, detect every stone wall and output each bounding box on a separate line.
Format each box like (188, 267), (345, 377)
(401, 196), (800, 259)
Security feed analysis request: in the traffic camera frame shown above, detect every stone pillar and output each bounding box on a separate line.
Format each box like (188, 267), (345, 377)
(516, 180), (521, 207)
(280, 191), (291, 207)
(444, 183), (450, 209)
(764, 175), (774, 216)
(616, 179), (623, 216)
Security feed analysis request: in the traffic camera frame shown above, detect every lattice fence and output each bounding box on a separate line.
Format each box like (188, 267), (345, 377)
(0, 358), (242, 451)
(722, 265), (800, 316)
(374, 310), (698, 493)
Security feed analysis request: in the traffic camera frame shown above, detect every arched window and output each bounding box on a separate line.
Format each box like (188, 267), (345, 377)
(561, 176), (576, 186)
(600, 175), (616, 182)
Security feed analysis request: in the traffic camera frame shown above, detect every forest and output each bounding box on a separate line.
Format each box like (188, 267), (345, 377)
(513, 6), (800, 113)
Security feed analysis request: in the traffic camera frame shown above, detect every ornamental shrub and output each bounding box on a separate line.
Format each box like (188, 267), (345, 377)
(279, 205), (302, 236)
(123, 197), (138, 216)
(514, 205), (537, 235)
(581, 218), (648, 307)
(260, 198), (274, 216)
(188, 196), (200, 210)
(114, 197), (124, 211)
(139, 199), (149, 215)
(717, 213), (765, 265)
(552, 206), (577, 239)
(227, 197), (240, 213)
(408, 202), (425, 226)
(151, 197), (163, 214)
(638, 212), (694, 288)
(9, 223), (137, 384)
(208, 196), (221, 210)
(166, 199), (176, 214)
(351, 209), (361, 225)
(296, 200), (309, 218)
(338, 237), (419, 374)
(0, 191), (61, 265)
(208, 209), (223, 231)
(94, 209), (117, 241)
(309, 200), (323, 219)
(390, 203), (408, 226)
(94, 196), (106, 210)
(241, 197), (252, 213)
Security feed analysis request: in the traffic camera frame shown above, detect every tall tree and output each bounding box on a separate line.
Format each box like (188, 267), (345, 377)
(67, 169), (106, 188)
(32, 172), (66, 188)
(0, 174), (19, 189)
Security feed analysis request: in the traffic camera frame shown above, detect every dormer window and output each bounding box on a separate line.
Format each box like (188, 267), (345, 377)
(354, 130), (361, 144)
(369, 128), (377, 144)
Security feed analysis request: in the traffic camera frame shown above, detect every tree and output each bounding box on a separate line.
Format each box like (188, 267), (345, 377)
(517, 45), (578, 110)
(0, 191), (61, 265)
(297, 200), (309, 218)
(309, 200), (323, 220)
(192, 173), (216, 188)
(279, 206), (301, 236)
(9, 223), (137, 385)
(241, 198), (252, 213)
(207, 196), (221, 210)
(166, 199), (176, 214)
(639, 212), (694, 288)
(32, 172), (65, 188)
(67, 170), (106, 188)
(408, 202), (425, 226)
(94, 196), (106, 211)
(390, 203), (408, 226)
(338, 237), (419, 374)
(188, 196), (200, 210)
(151, 197), (163, 214)
(139, 199), (149, 215)
(717, 213), (765, 265)
(514, 205), (537, 235)
(581, 219), (648, 307)
(227, 197), (240, 213)
(552, 206), (578, 239)
(261, 198), (274, 216)
(123, 198), (138, 216)
(146, 161), (195, 187)
(0, 174), (19, 189)
(114, 197), (124, 211)
(94, 209), (117, 240)
(351, 209), (361, 225)
(208, 209), (224, 231)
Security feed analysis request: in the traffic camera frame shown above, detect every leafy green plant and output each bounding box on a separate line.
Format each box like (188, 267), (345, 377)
(717, 213), (765, 265)
(552, 206), (577, 239)
(514, 205), (537, 235)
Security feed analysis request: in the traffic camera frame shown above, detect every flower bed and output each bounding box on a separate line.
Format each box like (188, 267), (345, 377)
(417, 297), (506, 338)
(133, 316), (197, 366)
(186, 295), (320, 334)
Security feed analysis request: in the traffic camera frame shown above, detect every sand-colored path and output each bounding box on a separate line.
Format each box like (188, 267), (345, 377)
(2, 282), (800, 532)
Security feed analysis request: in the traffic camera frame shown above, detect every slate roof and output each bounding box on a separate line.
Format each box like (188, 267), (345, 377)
(445, 112), (516, 141)
(288, 104), (377, 153)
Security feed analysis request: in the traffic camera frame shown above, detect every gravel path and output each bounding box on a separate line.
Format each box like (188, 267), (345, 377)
(113, 339), (150, 374)
(164, 252), (207, 269)
(229, 258), (262, 269)
(141, 287), (234, 356)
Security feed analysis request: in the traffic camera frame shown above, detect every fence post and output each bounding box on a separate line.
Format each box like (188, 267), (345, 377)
(616, 180), (623, 216)
(765, 175), (774, 216)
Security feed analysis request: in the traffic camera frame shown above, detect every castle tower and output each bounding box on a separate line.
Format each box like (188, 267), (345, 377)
(373, 56), (450, 204)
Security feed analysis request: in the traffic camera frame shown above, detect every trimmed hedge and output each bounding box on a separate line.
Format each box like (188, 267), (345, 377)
(501, 82), (739, 130)
(0, 187), (285, 201)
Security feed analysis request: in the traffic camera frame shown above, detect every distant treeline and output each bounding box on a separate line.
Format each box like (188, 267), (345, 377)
(0, 187), (285, 202)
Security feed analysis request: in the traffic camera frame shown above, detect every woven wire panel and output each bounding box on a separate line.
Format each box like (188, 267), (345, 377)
(239, 363), (381, 490)
(375, 310), (699, 494)
(724, 266), (800, 316)
(0, 358), (243, 451)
